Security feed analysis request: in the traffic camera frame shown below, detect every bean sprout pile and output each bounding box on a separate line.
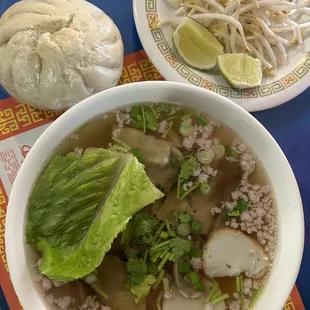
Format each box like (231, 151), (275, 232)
(161, 0), (310, 76)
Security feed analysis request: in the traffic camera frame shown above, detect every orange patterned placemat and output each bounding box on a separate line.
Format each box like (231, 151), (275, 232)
(0, 50), (305, 310)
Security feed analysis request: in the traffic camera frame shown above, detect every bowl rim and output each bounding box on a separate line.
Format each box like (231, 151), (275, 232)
(5, 81), (304, 310)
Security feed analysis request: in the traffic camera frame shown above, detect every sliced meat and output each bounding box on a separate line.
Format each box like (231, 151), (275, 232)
(97, 255), (145, 310)
(189, 194), (217, 235)
(154, 189), (192, 221)
(165, 128), (182, 148)
(202, 228), (268, 278)
(145, 166), (178, 192)
(117, 127), (180, 190)
(118, 128), (171, 168)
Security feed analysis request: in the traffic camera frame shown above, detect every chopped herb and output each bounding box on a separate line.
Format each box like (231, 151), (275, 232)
(177, 175), (182, 199)
(236, 275), (241, 292)
(151, 107), (159, 120)
(168, 230), (177, 238)
(111, 144), (129, 153)
(158, 252), (171, 270)
(126, 258), (147, 285)
(153, 270), (165, 289)
(196, 116), (208, 127)
(228, 200), (248, 217)
(131, 106), (159, 133)
(150, 237), (191, 261)
(160, 248), (170, 259)
(178, 261), (192, 273)
(131, 106), (140, 118)
(236, 199), (248, 213)
(188, 271), (200, 284)
(180, 182), (200, 200)
(179, 121), (194, 136)
(152, 222), (165, 245)
(165, 219), (171, 233)
(211, 291), (222, 300)
(249, 285), (264, 309)
(151, 252), (161, 263)
(131, 148), (143, 163)
(212, 144), (226, 159)
(170, 155), (181, 168)
(197, 149), (215, 165)
(182, 113), (192, 120)
(163, 277), (170, 294)
(200, 183), (211, 195)
(191, 221), (202, 233)
(211, 293), (229, 305)
(145, 109), (159, 132)
(194, 282), (205, 291)
(124, 246), (140, 258)
(134, 212), (159, 240)
(112, 137), (131, 150)
(159, 231), (168, 239)
(178, 213), (193, 223)
(228, 209), (241, 217)
(205, 283), (219, 302)
(91, 284), (108, 299)
(191, 248), (202, 258)
(162, 121), (174, 139)
(225, 145), (239, 158)
(177, 223), (191, 237)
(180, 159), (196, 179)
(240, 274), (244, 310)
(147, 262), (158, 275)
(130, 274), (157, 304)
(141, 105), (146, 133)
(141, 233), (153, 244)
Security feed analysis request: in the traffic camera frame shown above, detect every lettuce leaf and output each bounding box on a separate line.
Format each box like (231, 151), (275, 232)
(26, 148), (163, 281)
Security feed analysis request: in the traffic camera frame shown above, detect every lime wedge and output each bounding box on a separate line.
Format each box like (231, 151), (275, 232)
(172, 16), (224, 71)
(218, 53), (262, 89)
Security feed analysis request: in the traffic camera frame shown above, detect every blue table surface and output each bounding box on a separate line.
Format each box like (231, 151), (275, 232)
(0, 0), (309, 308)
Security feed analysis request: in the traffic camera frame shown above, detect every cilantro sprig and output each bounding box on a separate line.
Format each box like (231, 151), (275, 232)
(131, 105), (159, 132)
(228, 199), (248, 217)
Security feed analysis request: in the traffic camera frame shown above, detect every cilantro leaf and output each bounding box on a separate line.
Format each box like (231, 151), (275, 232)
(191, 248), (202, 258)
(170, 155), (181, 168)
(194, 282), (205, 291)
(131, 106), (141, 118)
(170, 237), (192, 260)
(144, 109), (159, 132)
(130, 275), (157, 304)
(225, 145), (239, 158)
(228, 199), (248, 217)
(196, 116), (208, 127)
(134, 212), (159, 237)
(178, 261), (192, 273)
(150, 237), (191, 262)
(179, 213), (193, 223)
(126, 258), (147, 285)
(191, 221), (202, 232)
(179, 157), (197, 180)
(188, 271), (200, 283)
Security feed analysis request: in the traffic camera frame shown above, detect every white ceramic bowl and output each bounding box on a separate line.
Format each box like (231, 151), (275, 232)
(5, 81), (304, 310)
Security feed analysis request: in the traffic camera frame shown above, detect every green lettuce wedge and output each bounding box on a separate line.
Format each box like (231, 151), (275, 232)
(26, 148), (163, 281)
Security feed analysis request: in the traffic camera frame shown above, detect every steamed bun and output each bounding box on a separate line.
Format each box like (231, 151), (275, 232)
(0, 0), (124, 110)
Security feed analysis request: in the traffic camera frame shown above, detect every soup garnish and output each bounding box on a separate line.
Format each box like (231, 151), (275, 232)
(26, 103), (278, 310)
